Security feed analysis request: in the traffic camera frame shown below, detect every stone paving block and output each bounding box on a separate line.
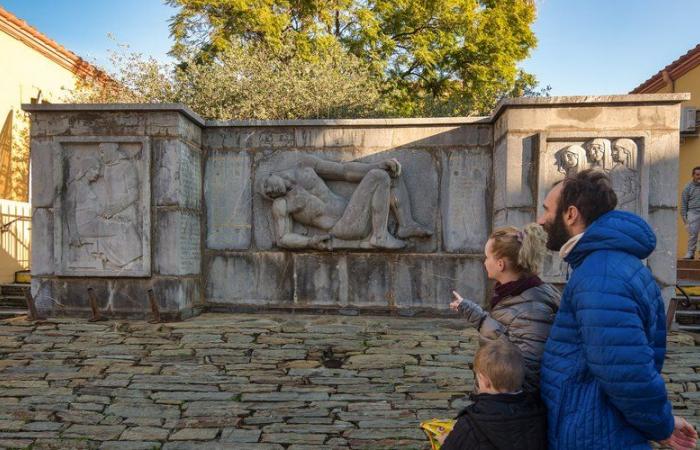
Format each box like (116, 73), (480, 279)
(100, 442), (162, 450)
(170, 427), (220, 440)
(120, 426), (170, 441)
(62, 424), (126, 441)
(220, 428), (262, 443)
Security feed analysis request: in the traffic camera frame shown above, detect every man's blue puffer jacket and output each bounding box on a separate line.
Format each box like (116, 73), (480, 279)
(540, 210), (674, 449)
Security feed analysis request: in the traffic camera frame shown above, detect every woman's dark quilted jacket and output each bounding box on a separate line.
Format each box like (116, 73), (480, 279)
(478, 283), (561, 392)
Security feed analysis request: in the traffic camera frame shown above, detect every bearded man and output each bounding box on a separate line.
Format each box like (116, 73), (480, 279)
(537, 169), (697, 450)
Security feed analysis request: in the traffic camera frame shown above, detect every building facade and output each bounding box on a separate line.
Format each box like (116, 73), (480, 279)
(0, 6), (103, 282)
(631, 44), (700, 256)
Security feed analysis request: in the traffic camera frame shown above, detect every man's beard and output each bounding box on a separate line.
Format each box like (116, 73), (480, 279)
(543, 212), (571, 252)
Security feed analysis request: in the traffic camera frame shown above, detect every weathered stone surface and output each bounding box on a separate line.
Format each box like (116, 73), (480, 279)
(31, 139), (55, 208)
(648, 131), (679, 208)
(206, 253), (293, 305)
(48, 278), (196, 316)
(52, 136), (151, 277)
(153, 138), (201, 209)
(648, 208), (677, 288)
(63, 424), (126, 441)
(206, 151), (252, 250)
(155, 210), (201, 276)
(32, 208), (54, 276)
(170, 428), (219, 440)
(293, 254), (484, 309)
(220, 428), (262, 443)
(120, 426), (170, 440)
(344, 354), (417, 370)
(441, 148), (491, 252)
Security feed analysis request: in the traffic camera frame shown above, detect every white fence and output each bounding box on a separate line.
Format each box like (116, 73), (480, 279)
(0, 199), (31, 283)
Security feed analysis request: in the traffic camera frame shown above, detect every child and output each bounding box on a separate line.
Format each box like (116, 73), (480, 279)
(450, 224), (560, 392)
(440, 340), (547, 450)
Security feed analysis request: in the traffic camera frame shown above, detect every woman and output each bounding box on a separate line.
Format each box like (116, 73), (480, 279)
(451, 223), (561, 392)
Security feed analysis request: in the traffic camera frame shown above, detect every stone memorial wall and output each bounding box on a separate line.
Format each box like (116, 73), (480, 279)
(24, 94), (688, 319)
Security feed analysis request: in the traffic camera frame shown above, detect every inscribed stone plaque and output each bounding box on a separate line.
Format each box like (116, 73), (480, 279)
(53, 136), (150, 276)
(441, 148), (491, 252)
(155, 211), (201, 275)
(206, 151), (252, 249)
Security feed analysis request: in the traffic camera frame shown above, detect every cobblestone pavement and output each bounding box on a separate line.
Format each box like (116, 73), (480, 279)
(0, 313), (698, 449)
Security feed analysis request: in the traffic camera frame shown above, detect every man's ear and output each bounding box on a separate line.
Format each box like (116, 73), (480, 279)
(564, 205), (581, 227)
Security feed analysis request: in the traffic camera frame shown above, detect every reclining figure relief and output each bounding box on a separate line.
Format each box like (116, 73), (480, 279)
(261, 155), (432, 250)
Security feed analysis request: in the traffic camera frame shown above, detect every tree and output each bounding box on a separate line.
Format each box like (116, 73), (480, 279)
(69, 42), (383, 120)
(167, 0), (539, 115)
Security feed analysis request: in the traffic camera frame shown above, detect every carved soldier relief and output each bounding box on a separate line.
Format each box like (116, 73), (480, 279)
(258, 154), (432, 250)
(54, 137), (151, 276)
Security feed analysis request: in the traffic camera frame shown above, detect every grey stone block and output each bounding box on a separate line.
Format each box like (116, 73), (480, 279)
(391, 125), (481, 148)
(647, 208), (677, 287)
(205, 253), (293, 305)
(153, 139), (201, 209)
(30, 139), (55, 208)
(30, 112), (70, 137)
(648, 132), (679, 208)
(155, 210), (201, 276)
(179, 114), (202, 145)
(31, 208), (53, 276)
(205, 151), (251, 250)
(502, 134), (536, 208)
(50, 277), (198, 315)
(68, 112), (146, 136)
(294, 253), (486, 308)
(492, 139), (507, 212)
(203, 128), (294, 150)
(493, 208), (533, 229)
(441, 148), (491, 252)
(31, 278), (54, 315)
(391, 255), (486, 309)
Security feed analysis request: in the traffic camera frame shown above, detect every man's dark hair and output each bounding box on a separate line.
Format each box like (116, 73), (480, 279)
(558, 169), (617, 226)
(693, 166), (700, 175)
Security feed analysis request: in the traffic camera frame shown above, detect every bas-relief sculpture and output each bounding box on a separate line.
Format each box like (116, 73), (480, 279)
(55, 139), (150, 276)
(259, 155), (432, 250)
(541, 137), (641, 281)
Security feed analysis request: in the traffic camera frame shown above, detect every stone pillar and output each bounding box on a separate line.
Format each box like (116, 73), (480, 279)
(493, 94), (688, 307)
(25, 104), (204, 320)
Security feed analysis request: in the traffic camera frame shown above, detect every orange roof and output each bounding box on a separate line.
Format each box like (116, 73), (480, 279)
(631, 44), (700, 94)
(0, 5), (107, 80)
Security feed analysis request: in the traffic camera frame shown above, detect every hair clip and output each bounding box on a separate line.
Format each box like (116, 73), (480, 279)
(516, 231), (524, 243)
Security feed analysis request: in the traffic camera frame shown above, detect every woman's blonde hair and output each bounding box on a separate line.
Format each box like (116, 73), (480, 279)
(489, 223), (547, 275)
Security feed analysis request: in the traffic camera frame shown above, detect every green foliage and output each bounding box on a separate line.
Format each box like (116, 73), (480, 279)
(68, 42), (383, 120)
(167, 0), (540, 115)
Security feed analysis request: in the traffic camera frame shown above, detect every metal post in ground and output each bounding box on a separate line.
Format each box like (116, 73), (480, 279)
(87, 288), (107, 322)
(147, 289), (161, 324)
(24, 290), (38, 321)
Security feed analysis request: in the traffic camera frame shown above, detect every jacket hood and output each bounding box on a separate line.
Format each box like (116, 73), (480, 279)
(565, 210), (656, 268)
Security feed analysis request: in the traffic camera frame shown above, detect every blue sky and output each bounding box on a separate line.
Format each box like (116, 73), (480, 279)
(2, 0), (700, 95)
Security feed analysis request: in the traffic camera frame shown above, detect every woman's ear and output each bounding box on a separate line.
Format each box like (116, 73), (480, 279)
(497, 258), (506, 272)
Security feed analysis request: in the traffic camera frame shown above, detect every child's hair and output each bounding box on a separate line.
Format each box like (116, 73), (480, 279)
(489, 223), (547, 275)
(473, 340), (525, 392)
